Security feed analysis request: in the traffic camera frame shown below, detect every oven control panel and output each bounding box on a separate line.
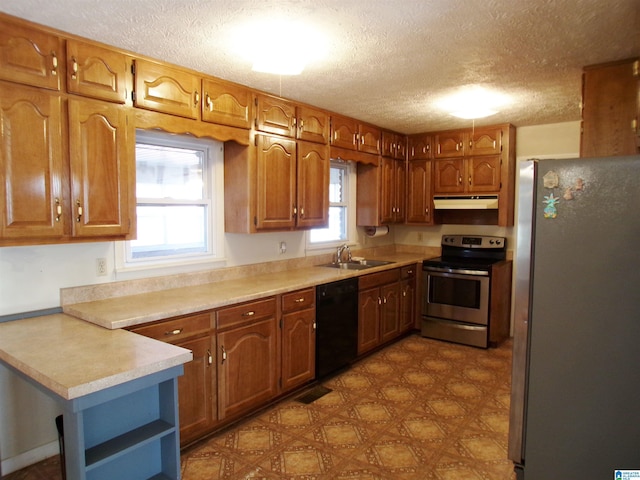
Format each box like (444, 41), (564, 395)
(442, 235), (506, 249)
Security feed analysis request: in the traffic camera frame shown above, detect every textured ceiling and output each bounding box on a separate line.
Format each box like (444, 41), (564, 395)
(1, 0), (639, 134)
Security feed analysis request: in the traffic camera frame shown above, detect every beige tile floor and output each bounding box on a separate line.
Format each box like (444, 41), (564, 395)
(3, 335), (516, 480)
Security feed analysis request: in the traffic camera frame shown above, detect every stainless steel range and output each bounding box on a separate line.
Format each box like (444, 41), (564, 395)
(421, 234), (508, 348)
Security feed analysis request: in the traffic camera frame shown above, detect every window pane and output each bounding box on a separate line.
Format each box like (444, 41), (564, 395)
(309, 206), (346, 242)
(131, 205), (207, 258)
(135, 144), (204, 200)
(329, 166), (344, 203)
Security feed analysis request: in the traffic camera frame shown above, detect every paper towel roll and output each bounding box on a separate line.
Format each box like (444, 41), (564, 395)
(364, 225), (389, 237)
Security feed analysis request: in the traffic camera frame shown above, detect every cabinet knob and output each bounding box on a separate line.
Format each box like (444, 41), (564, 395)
(469, 175), (472, 185)
(164, 328), (183, 336)
(221, 346), (227, 364)
(294, 298), (305, 303)
(242, 311), (255, 317)
(206, 93), (213, 112)
(76, 200), (83, 223)
(71, 57), (78, 80)
(194, 90), (200, 107)
(207, 349), (212, 365)
(55, 198), (62, 222)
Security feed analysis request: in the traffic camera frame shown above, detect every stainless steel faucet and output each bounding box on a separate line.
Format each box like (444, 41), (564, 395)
(336, 244), (352, 264)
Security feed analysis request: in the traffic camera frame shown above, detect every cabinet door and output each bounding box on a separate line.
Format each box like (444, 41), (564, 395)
(433, 158), (464, 193)
(581, 59), (640, 157)
(178, 335), (216, 446)
(381, 131), (396, 158)
(256, 135), (297, 230)
(202, 78), (251, 128)
(468, 155), (501, 193)
(379, 157), (395, 224)
(296, 141), (329, 228)
(358, 123), (381, 154)
(68, 98), (133, 237)
(435, 131), (465, 158)
(217, 317), (279, 420)
(408, 134), (432, 160)
(0, 83), (64, 238)
(379, 282), (400, 344)
(134, 59), (200, 119)
(0, 21), (62, 90)
(254, 94), (296, 137)
(399, 277), (416, 333)
(395, 134), (407, 160)
(330, 115), (358, 150)
(297, 105), (329, 144)
(358, 287), (380, 355)
(393, 159), (406, 223)
(406, 159), (432, 224)
(281, 308), (315, 392)
(66, 39), (128, 103)
(468, 126), (502, 156)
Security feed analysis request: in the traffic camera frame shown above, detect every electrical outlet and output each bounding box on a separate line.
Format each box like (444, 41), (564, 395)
(279, 241), (287, 254)
(417, 232), (424, 242)
(96, 258), (107, 276)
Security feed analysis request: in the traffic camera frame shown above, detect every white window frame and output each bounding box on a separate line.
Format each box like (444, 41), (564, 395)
(116, 130), (225, 273)
(306, 159), (356, 251)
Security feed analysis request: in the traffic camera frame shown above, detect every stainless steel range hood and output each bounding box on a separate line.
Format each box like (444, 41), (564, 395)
(433, 195), (499, 210)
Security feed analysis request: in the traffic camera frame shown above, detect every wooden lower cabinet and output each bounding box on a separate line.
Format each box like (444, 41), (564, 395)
(217, 313), (279, 421)
(399, 265), (417, 333)
(281, 288), (316, 392)
(358, 268), (403, 355)
(129, 312), (216, 446)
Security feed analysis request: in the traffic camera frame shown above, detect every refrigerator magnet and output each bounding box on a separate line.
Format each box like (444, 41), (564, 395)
(563, 187), (574, 200)
(543, 193), (560, 218)
(543, 170), (559, 188)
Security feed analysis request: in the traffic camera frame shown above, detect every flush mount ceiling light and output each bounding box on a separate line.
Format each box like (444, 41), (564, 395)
(435, 86), (511, 119)
(231, 19), (328, 75)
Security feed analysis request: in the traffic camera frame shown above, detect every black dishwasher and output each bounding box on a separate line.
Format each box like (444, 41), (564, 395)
(315, 277), (359, 379)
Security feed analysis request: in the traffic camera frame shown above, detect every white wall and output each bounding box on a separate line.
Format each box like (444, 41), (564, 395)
(0, 121), (581, 473)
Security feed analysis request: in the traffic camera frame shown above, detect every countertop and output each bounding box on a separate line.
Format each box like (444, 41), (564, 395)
(0, 314), (192, 400)
(64, 253), (425, 330)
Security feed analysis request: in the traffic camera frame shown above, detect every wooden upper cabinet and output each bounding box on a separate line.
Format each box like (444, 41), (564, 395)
(382, 131), (407, 159)
(330, 114), (358, 149)
(433, 158), (465, 193)
(435, 130), (465, 158)
(468, 126), (502, 156)
(133, 59), (200, 119)
(296, 141), (329, 228)
(0, 82), (64, 239)
(408, 133), (432, 160)
(201, 78), (251, 129)
(358, 123), (381, 154)
(66, 39), (129, 104)
(581, 58), (640, 157)
(434, 156), (501, 194)
(254, 93), (296, 137)
(0, 20), (63, 91)
(296, 105), (329, 144)
(256, 135), (297, 230)
(68, 98), (133, 237)
(406, 158), (432, 224)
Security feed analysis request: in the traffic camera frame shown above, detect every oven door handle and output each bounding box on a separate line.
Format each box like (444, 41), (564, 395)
(423, 266), (489, 276)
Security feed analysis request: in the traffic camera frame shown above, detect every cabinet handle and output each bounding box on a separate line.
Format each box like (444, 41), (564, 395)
(493, 140), (497, 149)
(55, 198), (62, 222)
(164, 328), (183, 336)
(299, 119), (304, 130)
(71, 57), (78, 80)
(383, 296), (387, 304)
(378, 297), (382, 305)
(313, 322), (316, 330)
(458, 176), (462, 185)
(221, 346), (227, 364)
(407, 269), (413, 275)
(632, 119), (637, 132)
(403, 290), (407, 297)
(75, 200), (83, 223)
(300, 207), (304, 217)
(455, 142), (460, 151)
(294, 298), (305, 303)
(242, 311), (255, 317)
(425, 207), (429, 214)
(51, 52), (58, 76)
(206, 93), (213, 112)
(194, 90), (200, 107)
(469, 175), (472, 185)
(207, 349), (212, 365)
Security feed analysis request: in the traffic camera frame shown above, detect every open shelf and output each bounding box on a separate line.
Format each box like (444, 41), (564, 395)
(85, 419), (175, 469)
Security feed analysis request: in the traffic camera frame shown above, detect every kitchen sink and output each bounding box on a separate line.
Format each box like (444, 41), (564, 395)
(318, 259), (395, 270)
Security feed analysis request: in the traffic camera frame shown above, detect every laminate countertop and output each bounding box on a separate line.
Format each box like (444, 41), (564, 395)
(0, 314), (192, 400)
(63, 253), (425, 330)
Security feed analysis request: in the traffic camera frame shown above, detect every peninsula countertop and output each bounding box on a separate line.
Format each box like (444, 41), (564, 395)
(63, 253), (426, 330)
(0, 313), (192, 400)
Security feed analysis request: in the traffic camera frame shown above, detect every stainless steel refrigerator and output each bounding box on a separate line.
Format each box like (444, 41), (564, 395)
(508, 155), (640, 479)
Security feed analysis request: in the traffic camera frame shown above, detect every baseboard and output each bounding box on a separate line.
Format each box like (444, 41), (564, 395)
(1, 440), (59, 475)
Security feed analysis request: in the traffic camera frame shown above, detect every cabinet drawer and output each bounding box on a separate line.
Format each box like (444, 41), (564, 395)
(216, 297), (276, 330)
(401, 264), (417, 279)
(282, 288), (315, 313)
(131, 312), (212, 343)
(358, 268), (400, 290)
